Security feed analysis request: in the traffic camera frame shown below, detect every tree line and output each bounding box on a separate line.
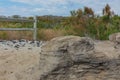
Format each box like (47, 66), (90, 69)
(0, 4), (120, 40)
(62, 4), (120, 40)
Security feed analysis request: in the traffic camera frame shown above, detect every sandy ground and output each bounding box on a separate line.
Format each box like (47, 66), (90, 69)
(0, 47), (41, 80)
(0, 40), (119, 80)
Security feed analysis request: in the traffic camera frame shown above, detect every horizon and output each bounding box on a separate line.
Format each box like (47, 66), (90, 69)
(0, 0), (120, 17)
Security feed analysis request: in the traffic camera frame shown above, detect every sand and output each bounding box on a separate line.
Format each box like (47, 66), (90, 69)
(0, 47), (41, 80)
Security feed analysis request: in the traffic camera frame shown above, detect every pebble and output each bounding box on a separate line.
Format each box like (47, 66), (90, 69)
(0, 39), (45, 50)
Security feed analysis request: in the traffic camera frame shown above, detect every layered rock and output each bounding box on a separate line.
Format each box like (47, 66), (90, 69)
(109, 32), (120, 43)
(109, 32), (120, 49)
(0, 35), (120, 80)
(39, 36), (120, 80)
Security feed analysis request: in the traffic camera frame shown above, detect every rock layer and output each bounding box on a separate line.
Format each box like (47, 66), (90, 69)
(109, 32), (120, 49)
(0, 35), (120, 80)
(39, 36), (120, 80)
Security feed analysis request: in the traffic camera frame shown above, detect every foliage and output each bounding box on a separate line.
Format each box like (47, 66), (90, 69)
(63, 4), (120, 40)
(0, 4), (120, 40)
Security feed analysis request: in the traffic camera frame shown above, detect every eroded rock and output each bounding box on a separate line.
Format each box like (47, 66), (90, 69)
(39, 36), (120, 80)
(109, 32), (120, 43)
(0, 36), (120, 80)
(109, 32), (120, 49)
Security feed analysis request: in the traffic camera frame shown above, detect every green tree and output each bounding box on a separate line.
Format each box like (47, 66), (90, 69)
(102, 4), (114, 17)
(84, 7), (94, 17)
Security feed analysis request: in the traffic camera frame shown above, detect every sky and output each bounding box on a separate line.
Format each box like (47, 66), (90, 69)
(0, 0), (120, 17)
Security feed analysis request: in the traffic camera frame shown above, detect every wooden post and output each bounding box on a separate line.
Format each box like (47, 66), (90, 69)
(33, 16), (37, 41)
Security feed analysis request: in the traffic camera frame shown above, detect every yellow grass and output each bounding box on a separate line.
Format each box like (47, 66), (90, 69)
(38, 29), (65, 40)
(0, 31), (33, 40)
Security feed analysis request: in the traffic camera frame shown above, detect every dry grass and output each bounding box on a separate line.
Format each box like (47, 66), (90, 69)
(0, 31), (33, 40)
(38, 29), (65, 40)
(0, 22), (76, 40)
(0, 27), (76, 40)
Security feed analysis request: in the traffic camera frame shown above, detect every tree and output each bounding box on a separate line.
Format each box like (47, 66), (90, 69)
(70, 10), (77, 17)
(12, 15), (21, 18)
(84, 7), (94, 17)
(102, 4), (114, 17)
(76, 9), (83, 18)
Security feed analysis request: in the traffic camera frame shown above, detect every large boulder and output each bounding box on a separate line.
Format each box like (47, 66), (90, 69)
(39, 36), (94, 79)
(1, 36), (119, 80)
(109, 32), (120, 43)
(109, 32), (120, 48)
(39, 36), (120, 80)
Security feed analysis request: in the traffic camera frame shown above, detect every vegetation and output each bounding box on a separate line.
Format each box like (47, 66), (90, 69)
(0, 4), (120, 40)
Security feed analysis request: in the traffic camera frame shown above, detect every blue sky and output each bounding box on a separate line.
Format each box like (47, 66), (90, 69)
(0, 0), (120, 16)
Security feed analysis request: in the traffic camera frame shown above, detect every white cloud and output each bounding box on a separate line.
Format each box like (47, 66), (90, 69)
(31, 6), (68, 16)
(0, 8), (5, 13)
(10, 0), (69, 16)
(10, 0), (68, 6)
(4, 0), (120, 16)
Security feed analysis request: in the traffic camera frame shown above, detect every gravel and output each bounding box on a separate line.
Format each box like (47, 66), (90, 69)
(0, 39), (45, 50)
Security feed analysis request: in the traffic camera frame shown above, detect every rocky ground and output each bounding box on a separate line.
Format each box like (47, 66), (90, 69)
(0, 33), (120, 80)
(0, 40), (44, 80)
(39, 36), (120, 80)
